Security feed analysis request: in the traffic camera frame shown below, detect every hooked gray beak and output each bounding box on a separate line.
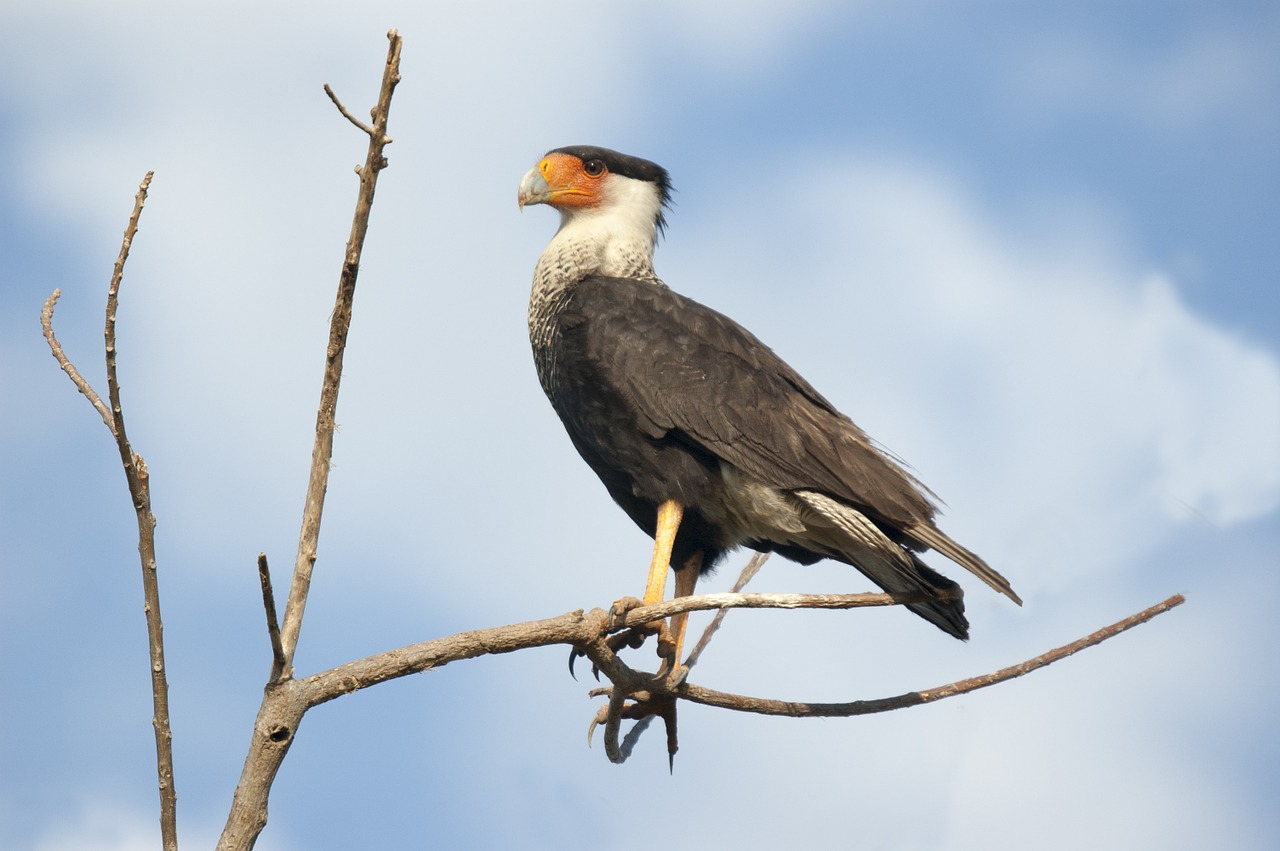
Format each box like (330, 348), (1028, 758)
(517, 168), (552, 209)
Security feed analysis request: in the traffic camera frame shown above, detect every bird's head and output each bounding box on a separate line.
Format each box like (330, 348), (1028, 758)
(518, 146), (673, 239)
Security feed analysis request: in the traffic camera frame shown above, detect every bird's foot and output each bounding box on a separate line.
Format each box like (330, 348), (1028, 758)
(568, 624), (655, 680)
(607, 595), (645, 629)
(579, 602), (688, 766)
(572, 595), (673, 679)
(587, 683), (680, 769)
(569, 598), (665, 680)
(652, 623), (690, 687)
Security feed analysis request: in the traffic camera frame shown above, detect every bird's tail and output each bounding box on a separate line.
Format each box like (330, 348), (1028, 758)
(893, 555), (970, 639)
(791, 490), (971, 639)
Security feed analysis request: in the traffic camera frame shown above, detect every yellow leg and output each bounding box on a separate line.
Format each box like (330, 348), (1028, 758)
(669, 550), (702, 668)
(642, 499), (683, 605)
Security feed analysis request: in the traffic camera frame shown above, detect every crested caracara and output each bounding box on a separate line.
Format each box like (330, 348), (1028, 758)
(518, 145), (1020, 669)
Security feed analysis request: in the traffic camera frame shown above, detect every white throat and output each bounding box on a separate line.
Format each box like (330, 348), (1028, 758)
(535, 174), (663, 286)
(527, 172), (667, 394)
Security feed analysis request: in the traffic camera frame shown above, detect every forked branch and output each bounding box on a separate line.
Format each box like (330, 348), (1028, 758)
(41, 171), (176, 851)
(40, 292), (113, 431)
(217, 30), (404, 851)
(275, 29), (403, 678)
(258, 554), (286, 682)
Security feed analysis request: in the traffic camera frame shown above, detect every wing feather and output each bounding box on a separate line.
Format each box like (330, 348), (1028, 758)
(567, 276), (936, 528)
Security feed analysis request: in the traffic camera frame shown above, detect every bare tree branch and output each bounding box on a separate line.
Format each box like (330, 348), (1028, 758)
(611, 586), (922, 627)
(40, 290), (115, 432)
(285, 593), (1186, 716)
(679, 594), (1186, 717)
(583, 593), (1186, 760)
(323, 83), (376, 136)
(276, 29), (403, 678)
(684, 551), (769, 670)
(41, 171), (176, 851)
(218, 30), (403, 851)
(215, 592), (1187, 775)
(258, 554), (286, 683)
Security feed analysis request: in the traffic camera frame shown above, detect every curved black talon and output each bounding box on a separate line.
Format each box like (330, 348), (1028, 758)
(568, 646), (586, 680)
(571, 624), (665, 681)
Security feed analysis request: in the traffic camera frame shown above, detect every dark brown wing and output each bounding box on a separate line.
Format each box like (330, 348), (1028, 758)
(544, 275), (1020, 631)
(566, 275), (938, 532)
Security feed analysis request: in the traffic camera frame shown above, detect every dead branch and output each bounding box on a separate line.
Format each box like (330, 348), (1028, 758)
(677, 593), (1186, 717)
(613, 587), (925, 627)
(302, 593), (1184, 723)
(258, 554), (286, 682)
(276, 29), (403, 679)
(218, 593), (1185, 773)
(40, 291), (114, 432)
(324, 83), (376, 136)
(216, 30), (403, 851)
(41, 171), (176, 851)
(583, 593), (1185, 761)
(684, 551), (768, 669)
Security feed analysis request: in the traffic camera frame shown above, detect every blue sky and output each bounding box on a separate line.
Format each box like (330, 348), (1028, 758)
(2, 2), (1277, 849)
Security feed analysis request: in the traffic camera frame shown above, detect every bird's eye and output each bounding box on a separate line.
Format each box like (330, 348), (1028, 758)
(583, 159), (606, 177)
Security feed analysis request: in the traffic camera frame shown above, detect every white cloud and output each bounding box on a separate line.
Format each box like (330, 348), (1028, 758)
(672, 152), (1280, 597)
(1125, 275), (1280, 525)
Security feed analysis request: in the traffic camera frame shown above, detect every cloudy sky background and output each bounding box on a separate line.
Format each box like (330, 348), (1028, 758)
(2, 1), (1277, 848)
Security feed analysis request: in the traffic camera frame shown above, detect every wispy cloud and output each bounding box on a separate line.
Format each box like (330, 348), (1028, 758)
(676, 152), (1279, 592)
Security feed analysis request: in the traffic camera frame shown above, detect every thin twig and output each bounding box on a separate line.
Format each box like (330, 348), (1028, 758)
(678, 594), (1186, 717)
(684, 552), (768, 669)
(614, 587), (933, 629)
(103, 171), (177, 851)
(105, 172), (155, 445)
(40, 290), (116, 433)
(323, 83), (376, 137)
(276, 29), (403, 679)
(258, 554), (286, 683)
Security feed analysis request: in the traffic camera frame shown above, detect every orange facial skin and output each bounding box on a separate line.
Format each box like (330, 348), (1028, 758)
(518, 152), (609, 210)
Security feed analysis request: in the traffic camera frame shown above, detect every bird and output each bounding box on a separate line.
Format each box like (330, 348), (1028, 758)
(517, 145), (1020, 670)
